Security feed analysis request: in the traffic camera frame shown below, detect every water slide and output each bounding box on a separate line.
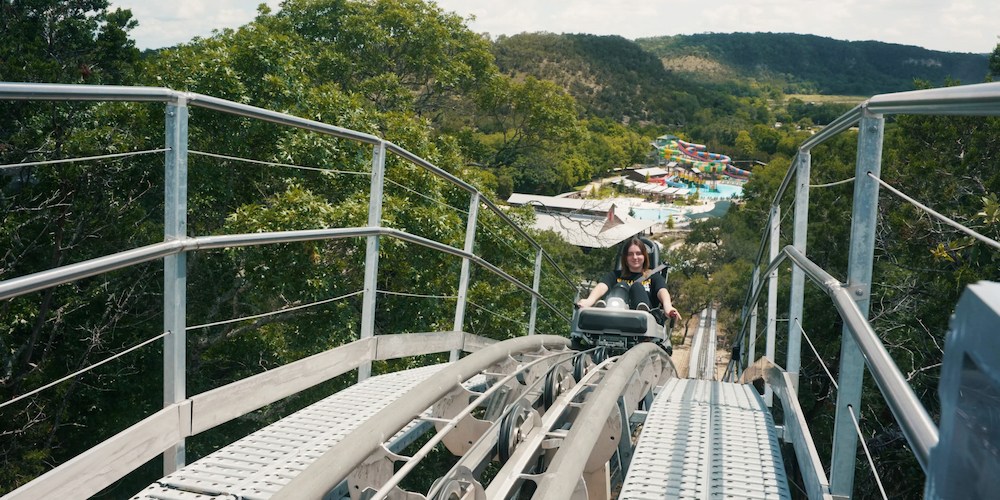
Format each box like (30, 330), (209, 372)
(724, 163), (752, 179)
(660, 136), (751, 179)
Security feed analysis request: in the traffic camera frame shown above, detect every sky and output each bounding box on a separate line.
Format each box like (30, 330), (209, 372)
(110, 0), (999, 54)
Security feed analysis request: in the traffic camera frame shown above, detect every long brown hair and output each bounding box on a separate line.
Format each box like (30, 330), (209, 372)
(619, 237), (650, 277)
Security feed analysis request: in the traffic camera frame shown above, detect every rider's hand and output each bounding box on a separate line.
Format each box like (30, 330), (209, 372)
(666, 307), (681, 321)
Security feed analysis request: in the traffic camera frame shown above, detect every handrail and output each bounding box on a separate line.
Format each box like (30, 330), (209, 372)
(741, 83), (1000, 346)
(866, 81), (1000, 116)
(0, 226), (570, 322)
(0, 82), (578, 293)
(737, 246), (938, 470)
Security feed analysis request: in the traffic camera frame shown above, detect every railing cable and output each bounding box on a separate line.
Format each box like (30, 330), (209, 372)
(868, 172), (1000, 251)
(186, 290), (365, 331)
(477, 221), (537, 268)
(467, 299), (530, 328)
(810, 176), (855, 188)
(0, 331), (170, 410)
(189, 150), (370, 176)
(0, 148), (169, 170)
(847, 404), (890, 500)
(384, 177), (470, 215)
(377, 289), (458, 300)
(794, 318), (839, 390)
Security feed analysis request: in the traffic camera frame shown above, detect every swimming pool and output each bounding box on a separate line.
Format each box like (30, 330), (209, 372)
(700, 183), (743, 199)
(631, 206), (683, 221)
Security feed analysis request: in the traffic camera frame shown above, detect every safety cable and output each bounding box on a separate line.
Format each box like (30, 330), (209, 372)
(376, 289), (458, 300)
(0, 331), (170, 410)
(810, 176), (856, 188)
(868, 172), (1000, 251)
(847, 404), (890, 500)
(794, 319), (839, 390)
(189, 150), (369, 176)
(186, 290), (365, 331)
(384, 177), (469, 215)
(0, 148), (169, 169)
(466, 299), (529, 328)
(477, 221), (536, 268)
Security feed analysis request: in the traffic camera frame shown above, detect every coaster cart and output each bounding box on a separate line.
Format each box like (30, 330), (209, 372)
(570, 237), (674, 357)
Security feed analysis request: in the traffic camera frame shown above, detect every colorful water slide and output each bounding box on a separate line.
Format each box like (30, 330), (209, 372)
(676, 139), (730, 164)
(724, 164), (752, 179)
(659, 136), (749, 178)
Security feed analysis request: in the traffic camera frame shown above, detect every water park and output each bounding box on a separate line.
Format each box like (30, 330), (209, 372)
(506, 134), (751, 248)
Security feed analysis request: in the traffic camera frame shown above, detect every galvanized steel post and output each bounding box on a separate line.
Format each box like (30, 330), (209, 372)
(747, 267), (760, 374)
(162, 98), (188, 473)
(359, 142), (386, 381)
(451, 192), (479, 361)
(830, 109), (884, 496)
(765, 204), (780, 406)
(787, 152), (811, 393)
(527, 248), (543, 335)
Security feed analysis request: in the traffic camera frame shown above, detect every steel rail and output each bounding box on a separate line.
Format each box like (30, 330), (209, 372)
(484, 355), (615, 498)
(738, 246), (938, 470)
(269, 335), (571, 500)
(866, 81), (1000, 116)
(532, 343), (671, 499)
(376, 349), (578, 498)
(0, 226), (570, 323)
(0, 82), (578, 295)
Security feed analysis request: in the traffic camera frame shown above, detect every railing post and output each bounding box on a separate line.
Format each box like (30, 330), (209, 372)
(359, 141), (386, 381)
(830, 109), (884, 496)
(747, 267), (760, 373)
(527, 248), (543, 335)
(451, 192), (479, 361)
(162, 98), (188, 473)
(787, 152), (811, 393)
(765, 204), (780, 406)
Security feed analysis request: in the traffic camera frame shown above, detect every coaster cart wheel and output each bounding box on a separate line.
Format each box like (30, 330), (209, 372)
(572, 351), (589, 382)
(496, 399), (536, 463)
(592, 346), (609, 364)
(542, 364), (573, 409)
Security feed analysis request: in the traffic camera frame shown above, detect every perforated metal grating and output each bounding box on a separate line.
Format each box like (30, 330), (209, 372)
(620, 378), (791, 499)
(131, 363), (447, 500)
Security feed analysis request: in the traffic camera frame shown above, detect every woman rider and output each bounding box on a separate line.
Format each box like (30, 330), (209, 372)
(576, 237), (682, 322)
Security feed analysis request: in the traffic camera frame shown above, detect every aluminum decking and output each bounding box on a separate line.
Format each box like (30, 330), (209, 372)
(131, 363), (447, 500)
(620, 378), (791, 499)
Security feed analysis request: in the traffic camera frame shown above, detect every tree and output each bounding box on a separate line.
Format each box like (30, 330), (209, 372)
(0, 0), (149, 492)
(989, 42), (1000, 81)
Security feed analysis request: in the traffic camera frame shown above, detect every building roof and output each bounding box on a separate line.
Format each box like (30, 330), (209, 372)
(632, 167), (671, 178)
(531, 212), (657, 248)
(507, 193), (613, 215)
(508, 191), (664, 248)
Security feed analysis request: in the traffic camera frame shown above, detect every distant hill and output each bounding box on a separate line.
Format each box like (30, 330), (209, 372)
(636, 33), (990, 95)
(492, 33), (739, 126)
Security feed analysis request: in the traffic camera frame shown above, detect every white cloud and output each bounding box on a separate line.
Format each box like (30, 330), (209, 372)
(110, 0), (999, 53)
(431, 0), (999, 53)
(110, 0), (282, 49)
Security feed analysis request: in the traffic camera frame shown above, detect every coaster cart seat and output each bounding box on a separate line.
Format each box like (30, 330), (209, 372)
(570, 237), (674, 356)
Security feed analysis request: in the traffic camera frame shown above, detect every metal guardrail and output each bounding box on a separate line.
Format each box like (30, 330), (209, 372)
(0, 82), (580, 494)
(731, 80), (1000, 496)
(740, 246), (938, 469)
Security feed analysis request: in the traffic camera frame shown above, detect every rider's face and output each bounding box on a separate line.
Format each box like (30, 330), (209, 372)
(626, 244), (644, 272)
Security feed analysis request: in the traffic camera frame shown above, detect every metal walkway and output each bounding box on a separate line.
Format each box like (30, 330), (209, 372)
(129, 353), (792, 499)
(131, 364), (449, 500)
(621, 378), (790, 499)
